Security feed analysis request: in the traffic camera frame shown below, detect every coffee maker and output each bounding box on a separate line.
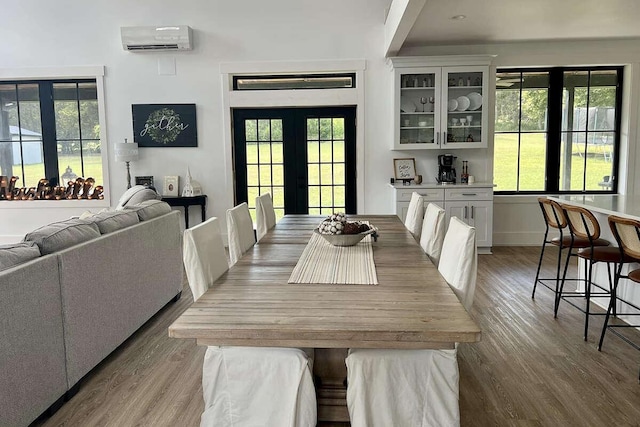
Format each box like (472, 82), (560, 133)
(437, 154), (457, 184)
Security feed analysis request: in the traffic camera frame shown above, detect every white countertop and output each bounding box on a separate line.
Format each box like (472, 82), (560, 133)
(548, 195), (640, 219)
(389, 182), (495, 189)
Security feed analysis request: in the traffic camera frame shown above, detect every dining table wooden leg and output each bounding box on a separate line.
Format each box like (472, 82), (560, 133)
(313, 348), (350, 422)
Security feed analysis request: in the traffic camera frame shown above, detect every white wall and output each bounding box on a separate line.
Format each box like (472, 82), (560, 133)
(2, 2), (640, 246)
(0, 0), (394, 243)
(403, 39), (640, 245)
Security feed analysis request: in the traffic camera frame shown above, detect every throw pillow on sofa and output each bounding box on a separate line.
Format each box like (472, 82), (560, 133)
(125, 200), (172, 221)
(88, 210), (140, 234)
(115, 185), (161, 210)
(23, 218), (100, 255)
(0, 241), (41, 271)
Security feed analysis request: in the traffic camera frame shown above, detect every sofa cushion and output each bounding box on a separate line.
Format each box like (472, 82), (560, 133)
(88, 210), (140, 234)
(0, 242), (41, 271)
(125, 200), (172, 221)
(24, 219), (100, 255)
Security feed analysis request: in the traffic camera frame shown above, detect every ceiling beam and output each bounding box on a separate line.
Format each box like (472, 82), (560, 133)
(384, 0), (427, 57)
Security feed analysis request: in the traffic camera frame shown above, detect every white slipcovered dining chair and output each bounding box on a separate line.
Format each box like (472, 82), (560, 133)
(404, 192), (425, 239)
(256, 192), (277, 242)
(345, 216), (477, 427)
(183, 217), (230, 302)
(438, 216), (478, 312)
(419, 203), (446, 266)
(182, 217), (317, 427)
(227, 202), (256, 265)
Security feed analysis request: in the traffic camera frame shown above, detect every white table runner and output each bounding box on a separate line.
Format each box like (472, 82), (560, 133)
(288, 231), (378, 285)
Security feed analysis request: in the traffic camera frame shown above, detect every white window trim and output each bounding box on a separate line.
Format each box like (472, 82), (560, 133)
(0, 66), (111, 208)
(220, 59), (366, 213)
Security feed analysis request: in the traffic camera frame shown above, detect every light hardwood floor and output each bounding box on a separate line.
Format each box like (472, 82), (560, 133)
(34, 247), (640, 427)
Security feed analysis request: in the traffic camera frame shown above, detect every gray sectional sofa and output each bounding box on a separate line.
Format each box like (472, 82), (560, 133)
(0, 200), (183, 427)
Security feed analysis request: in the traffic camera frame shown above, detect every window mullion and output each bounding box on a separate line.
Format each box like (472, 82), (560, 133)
(39, 82), (59, 184)
(546, 69), (563, 193)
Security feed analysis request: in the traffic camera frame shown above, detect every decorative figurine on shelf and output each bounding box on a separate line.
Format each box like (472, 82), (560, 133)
(467, 134), (474, 142)
(182, 168), (194, 197)
(182, 167), (202, 197)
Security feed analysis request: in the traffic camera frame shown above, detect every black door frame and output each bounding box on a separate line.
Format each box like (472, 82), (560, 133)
(232, 106), (357, 214)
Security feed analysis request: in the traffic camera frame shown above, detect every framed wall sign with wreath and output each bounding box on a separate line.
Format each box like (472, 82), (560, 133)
(132, 103), (197, 147)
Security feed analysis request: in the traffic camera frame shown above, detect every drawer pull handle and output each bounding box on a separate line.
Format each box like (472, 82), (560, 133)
(462, 193), (477, 196)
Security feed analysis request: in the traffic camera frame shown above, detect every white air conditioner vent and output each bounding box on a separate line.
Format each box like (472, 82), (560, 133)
(121, 26), (192, 51)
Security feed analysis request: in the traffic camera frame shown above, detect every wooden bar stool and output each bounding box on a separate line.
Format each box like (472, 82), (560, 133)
(532, 198), (607, 321)
(560, 204), (615, 341)
(533, 198), (569, 304)
(599, 215), (640, 381)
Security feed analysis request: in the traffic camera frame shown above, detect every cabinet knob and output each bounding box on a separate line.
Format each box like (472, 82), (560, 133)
(462, 193), (477, 196)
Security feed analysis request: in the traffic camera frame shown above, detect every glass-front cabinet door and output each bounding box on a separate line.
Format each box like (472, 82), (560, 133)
(441, 66), (488, 148)
(395, 67), (442, 149)
(392, 60), (489, 150)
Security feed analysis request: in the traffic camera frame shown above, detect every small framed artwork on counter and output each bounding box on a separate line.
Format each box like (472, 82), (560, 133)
(393, 158), (417, 184)
(163, 176), (179, 196)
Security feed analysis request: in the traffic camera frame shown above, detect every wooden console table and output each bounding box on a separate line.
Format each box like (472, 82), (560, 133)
(161, 195), (207, 229)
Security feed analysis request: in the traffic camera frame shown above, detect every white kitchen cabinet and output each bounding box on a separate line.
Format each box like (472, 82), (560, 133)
(395, 187), (445, 222)
(444, 200), (493, 249)
(389, 56), (492, 150)
(390, 183), (493, 251)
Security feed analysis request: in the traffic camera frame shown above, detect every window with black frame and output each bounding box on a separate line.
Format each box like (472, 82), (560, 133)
(0, 79), (101, 190)
(494, 67), (622, 194)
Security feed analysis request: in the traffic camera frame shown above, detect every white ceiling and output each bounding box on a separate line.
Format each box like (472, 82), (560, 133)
(403, 0), (640, 47)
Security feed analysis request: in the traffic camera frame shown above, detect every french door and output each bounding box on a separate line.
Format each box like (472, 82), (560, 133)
(232, 107), (356, 220)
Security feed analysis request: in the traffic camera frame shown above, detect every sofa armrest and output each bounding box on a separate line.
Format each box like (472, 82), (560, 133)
(0, 255), (66, 427)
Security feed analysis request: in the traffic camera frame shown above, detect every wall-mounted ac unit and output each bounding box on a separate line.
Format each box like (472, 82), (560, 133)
(121, 26), (193, 51)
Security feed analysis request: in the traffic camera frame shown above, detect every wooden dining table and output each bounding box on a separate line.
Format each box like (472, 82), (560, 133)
(168, 214), (481, 421)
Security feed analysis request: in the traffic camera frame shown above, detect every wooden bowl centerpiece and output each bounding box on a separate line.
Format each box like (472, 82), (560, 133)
(316, 213), (378, 247)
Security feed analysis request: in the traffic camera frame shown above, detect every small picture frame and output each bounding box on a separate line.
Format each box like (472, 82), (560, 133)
(163, 176), (179, 196)
(135, 175), (154, 188)
(393, 158), (417, 182)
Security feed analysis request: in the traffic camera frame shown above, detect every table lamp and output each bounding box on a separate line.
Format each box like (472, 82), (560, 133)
(114, 138), (139, 189)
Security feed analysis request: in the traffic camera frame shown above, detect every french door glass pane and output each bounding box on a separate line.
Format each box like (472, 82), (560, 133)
(307, 117), (346, 213)
(245, 119), (285, 221)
